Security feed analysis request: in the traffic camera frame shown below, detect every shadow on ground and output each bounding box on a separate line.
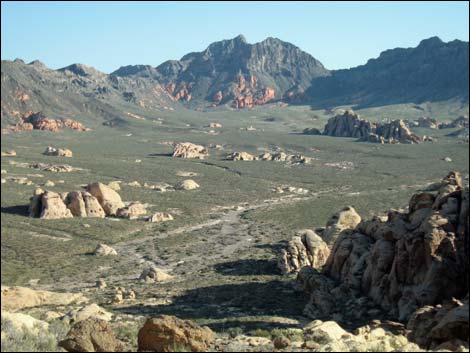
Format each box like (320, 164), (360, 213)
(115, 280), (308, 331)
(1, 205), (29, 216)
(214, 259), (280, 276)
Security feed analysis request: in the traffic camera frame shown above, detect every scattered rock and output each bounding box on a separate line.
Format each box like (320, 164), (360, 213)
(1, 149), (16, 157)
(94, 244), (118, 256)
(227, 151), (256, 161)
(302, 127), (322, 135)
(176, 179), (200, 190)
(1, 312), (49, 334)
(96, 279), (107, 289)
(208, 122), (222, 128)
(138, 315), (215, 352)
(107, 181), (121, 191)
(116, 201), (147, 219)
(148, 212), (174, 223)
(59, 318), (124, 352)
(43, 146), (73, 157)
(63, 303), (113, 323)
(140, 267), (173, 283)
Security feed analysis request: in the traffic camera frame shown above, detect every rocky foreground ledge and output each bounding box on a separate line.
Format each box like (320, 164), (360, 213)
(297, 171), (469, 351)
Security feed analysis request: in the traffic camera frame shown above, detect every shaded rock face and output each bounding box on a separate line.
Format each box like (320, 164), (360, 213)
(298, 172), (469, 325)
(407, 298), (469, 350)
(138, 315), (214, 352)
(278, 230), (330, 274)
(302, 127), (322, 135)
(59, 318), (123, 352)
(416, 116), (438, 129)
(323, 110), (374, 139)
(172, 142), (209, 159)
(375, 119), (421, 144)
(322, 110), (421, 144)
(439, 115), (470, 129)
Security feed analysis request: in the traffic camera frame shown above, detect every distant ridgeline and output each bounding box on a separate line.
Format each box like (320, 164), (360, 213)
(1, 36), (468, 124)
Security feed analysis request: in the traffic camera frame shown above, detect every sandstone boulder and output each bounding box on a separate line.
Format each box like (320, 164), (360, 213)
(63, 303), (113, 323)
(38, 191), (74, 219)
(86, 182), (124, 216)
(1, 312), (49, 334)
(322, 206), (362, 246)
(278, 230), (330, 274)
(116, 202), (147, 219)
(176, 179), (200, 190)
(59, 318), (123, 352)
(94, 244), (117, 256)
(172, 142), (209, 159)
(148, 212), (174, 223)
(138, 315), (214, 352)
(140, 267), (173, 283)
(227, 151), (255, 161)
(66, 191), (105, 218)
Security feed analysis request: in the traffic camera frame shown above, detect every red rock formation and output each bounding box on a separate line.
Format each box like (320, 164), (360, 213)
(166, 82), (192, 102)
(8, 112), (90, 132)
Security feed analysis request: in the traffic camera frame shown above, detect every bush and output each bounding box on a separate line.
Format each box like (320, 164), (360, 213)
(1, 317), (68, 352)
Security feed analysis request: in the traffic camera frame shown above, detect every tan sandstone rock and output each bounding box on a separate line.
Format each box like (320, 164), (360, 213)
(59, 318), (124, 352)
(86, 182), (124, 216)
(172, 142), (209, 159)
(138, 315), (215, 352)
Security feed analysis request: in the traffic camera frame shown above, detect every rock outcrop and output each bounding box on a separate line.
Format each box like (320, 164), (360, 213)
(59, 318), (124, 352)
(1, 286), (88, 312)
(322, 110), (421, 144)
(29, 183), (150, 220)
(63, 303), (113, 323)
(43, 146), (73, 157)
(298, 172), (469, 329)
(10, 111), (90, 132)
(138, 315), (215, 352)
(278, 229), (330, 274)
(172, 142), (209, 159)
(407, 297), (469, 350)
(323, 110), (374, 139)
(439, 115), (469, 129)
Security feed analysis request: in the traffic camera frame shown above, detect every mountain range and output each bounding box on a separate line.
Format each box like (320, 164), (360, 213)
(1, 35), (468, 122)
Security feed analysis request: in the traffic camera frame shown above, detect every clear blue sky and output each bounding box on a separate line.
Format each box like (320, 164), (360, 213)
(1, 1), (469, 73)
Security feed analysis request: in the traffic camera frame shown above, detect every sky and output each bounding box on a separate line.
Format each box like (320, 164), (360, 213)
(1, 1), (469, 73)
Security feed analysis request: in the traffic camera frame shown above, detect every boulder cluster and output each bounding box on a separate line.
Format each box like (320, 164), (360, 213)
(294, 171), (468, 350)
(322, 110), (421, 144)
(30, 182), (131, 220)
(172, 142), (209, 159)
(227, 151), (311, 164)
